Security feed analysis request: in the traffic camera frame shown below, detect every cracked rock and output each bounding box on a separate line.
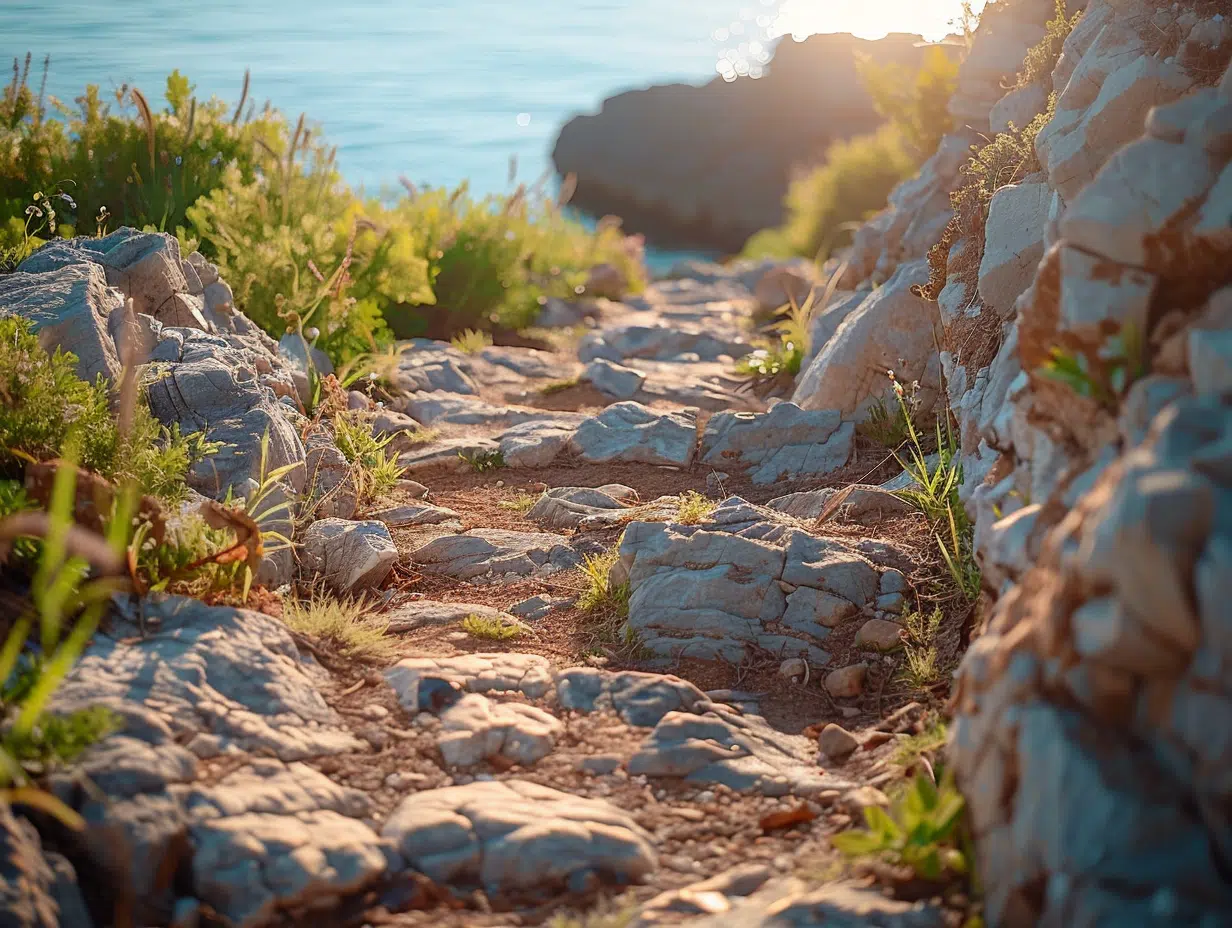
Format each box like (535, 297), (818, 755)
(381, 780), (656, 893)
(299, 519), (398, 594)
(555, 668), (710, 726)
(570, 402), (697, 466)
(700, 403), (854, 485)
(437, 693), (562, 767)
(410, 529), (585, 582)
(385, 653), (555, 708)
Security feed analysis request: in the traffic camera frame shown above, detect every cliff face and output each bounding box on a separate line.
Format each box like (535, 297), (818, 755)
(791, 0), (1232, 922)
(552, 32), (939, 252)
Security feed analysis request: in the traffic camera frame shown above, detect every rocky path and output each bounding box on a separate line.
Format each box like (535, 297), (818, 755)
(244, 270), (957, 927)
(5, 253), (964, 928)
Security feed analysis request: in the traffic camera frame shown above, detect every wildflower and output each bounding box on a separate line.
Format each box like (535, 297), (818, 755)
(304, 327), (320, 341)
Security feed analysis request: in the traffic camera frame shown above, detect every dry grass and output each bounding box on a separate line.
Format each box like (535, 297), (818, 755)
(461, 613), (523, 641)
(674, 490), (716, 525)
(281, 594), (398, 662)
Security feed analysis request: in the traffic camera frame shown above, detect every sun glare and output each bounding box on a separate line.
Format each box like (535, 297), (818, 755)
(771, 0), (987, 42)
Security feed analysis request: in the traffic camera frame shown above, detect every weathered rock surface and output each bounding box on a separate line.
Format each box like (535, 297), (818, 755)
(555, 668), (709, 727)
(381, 780), (656, 893)
(299, 519), (398, 594)
(527, 485), (632, 530)
(410, 528), (584, 582)
(570, 402), (697, 466)
(700, 403), (854, 484)
(383, 600), (518, 633)
(385, 653), (555, 708)
(54, 596), (364, 760)
(437, 693), (562, 767)
(768, 485), (914, 523)
(630, 708), (857, 796)
(583, 357), (646, 399)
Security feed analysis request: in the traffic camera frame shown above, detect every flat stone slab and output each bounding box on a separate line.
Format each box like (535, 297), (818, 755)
(629, 707), (857, 796)
(570, 402), (697, 467)
(437, 693), (562, 767)
(578, 323), (750, 363)
(498, 420), (577, 468)
(410, 529), (584, 582)
(555, 668), (710, 727)
(398, 437), (502, 474)
(700, 403), (854, 485)
(385, 653), (555, 709)
(768, 485), (916, 523)
(380, 780), (657, 893)
(685, 878), (945, 927)
(53, 596), (364, 761)
(369, 502), (460, 527)
(527, 486), (633, 530)
(584, 357), (646, 399)
(403, 392), (587, 429)
(393, 354), (477, 395)
(478, 345), (559, 379)
(383, 600), (518, 633)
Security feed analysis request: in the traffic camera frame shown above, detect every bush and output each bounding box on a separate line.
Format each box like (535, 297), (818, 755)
(743, 125), (916, 260)
(856, 46), (960, 163)
(1017, 0), (1084, 88)
(0, 317), (194, 501)
(3, 58), (646, 365)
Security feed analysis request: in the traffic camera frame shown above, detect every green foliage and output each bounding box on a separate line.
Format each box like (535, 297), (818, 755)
(577, 549), (630, 617)
(459, 449), (505, 473)
(0, 480), (38, 562)
(891, 717), (950, 769)
(831, 772), (969, 881)
(1017, 0), (1084, 88)
(0, 317), (194, 501)
(3, 59), (646, 365)
(332, 414), (406, 504)
(734, 296), (812, 380)
(0, 445), (134, 823)
(856, 46), (960, 162)
(1039, 323), (1145, 408)
(498, 491), (541, 514)
(742, 125), (915, 261)
(887, 380), (980, 602)
(900, 607), (944, 689)
(461, 613), (523, 641)
(449, 328), (492, 355)
(674, 491), (716, 526)
(282, 594), (397, 661)
(858, 393), (918, 449)
(962, 98), (1054, 205)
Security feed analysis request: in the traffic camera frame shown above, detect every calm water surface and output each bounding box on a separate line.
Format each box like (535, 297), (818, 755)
(3, 1), (771, 198)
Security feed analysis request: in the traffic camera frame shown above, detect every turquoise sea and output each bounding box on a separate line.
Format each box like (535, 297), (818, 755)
(3, 1), (774, 199)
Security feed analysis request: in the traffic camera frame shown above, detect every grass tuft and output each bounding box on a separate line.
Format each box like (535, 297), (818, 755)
(674, 491), (716, 525)
(577, 549), (630, 617)
(498, 491), (541, 514)
(900, 607), (944, 689)
(539, 375), (580, 396)
(449, 328), (493, 355)
(460, 613), (523, 641)
(333, 413), (406, 503)
(459, 449), (505, 473)
(281, 594), (398, 662)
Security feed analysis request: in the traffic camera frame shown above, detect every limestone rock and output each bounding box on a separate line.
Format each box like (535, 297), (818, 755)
(402, 392), (585, 429)
(498, 420), (576, 468)
(299, 519), (398, 594)
(629, 707), (857, 796)
(818, 723), (860, 761)
(368, 502), (460, 527)
(383, 601), (518, 633)
(437, 693), (562, 767)
(792, 260), (940, 419)
(302, 431), (357, 521)
(978, 182), (1050, 320)
(410, 528), (583, 582)
(385, 653), (555, 707)
(571, 402), (697, 466)
(53, 596), (364, 760)
(527, 486), (631, 530)
(825, 665), (868, 700)
(381, 780), (656, 892)
(767, 485), (914, 523)
(583, 357), (646, 400)
(0, 803), (74, 928)
(555, 668), (709, 726)
(700, 403), (854, 485)
(989, 83), (1049, 135)
(398, 436), (502, 474)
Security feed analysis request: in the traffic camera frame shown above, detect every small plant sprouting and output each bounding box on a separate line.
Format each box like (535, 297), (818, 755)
(498, 491), (541, 514)
(900, 607), (945, 689)
(734, 293), (813, 381)
(449, 328), (493, 355)
(333, 414), (407, 503)
(577, 549), (630, 617)
(461, 613), (523, 641)
(831, 770), (970, 882)
(674, 491), (716, 525)
(459, 449), (505, 473)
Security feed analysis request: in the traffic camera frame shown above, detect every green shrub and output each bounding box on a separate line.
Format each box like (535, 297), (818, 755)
(3, 59), (646, 365)
(1017, 0), (1084, 88)
(332, 413), (406, 504)
(742, 125), (915, 261)
(734, 297), (812, 380)
(856, 46), (960, 163)
(0, 317), (193, 501)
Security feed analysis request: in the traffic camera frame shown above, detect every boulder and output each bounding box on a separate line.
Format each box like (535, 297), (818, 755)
(299, 519), (398, 594)
(570, 402), (697, 467)
(700, 403), (854, 485)
(498, 420), (577, 468)
(792, 260), (940, 419)
(527, 486), (631, 530)
(437, 693), (562, 768)
(583, 357), (645, 400)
